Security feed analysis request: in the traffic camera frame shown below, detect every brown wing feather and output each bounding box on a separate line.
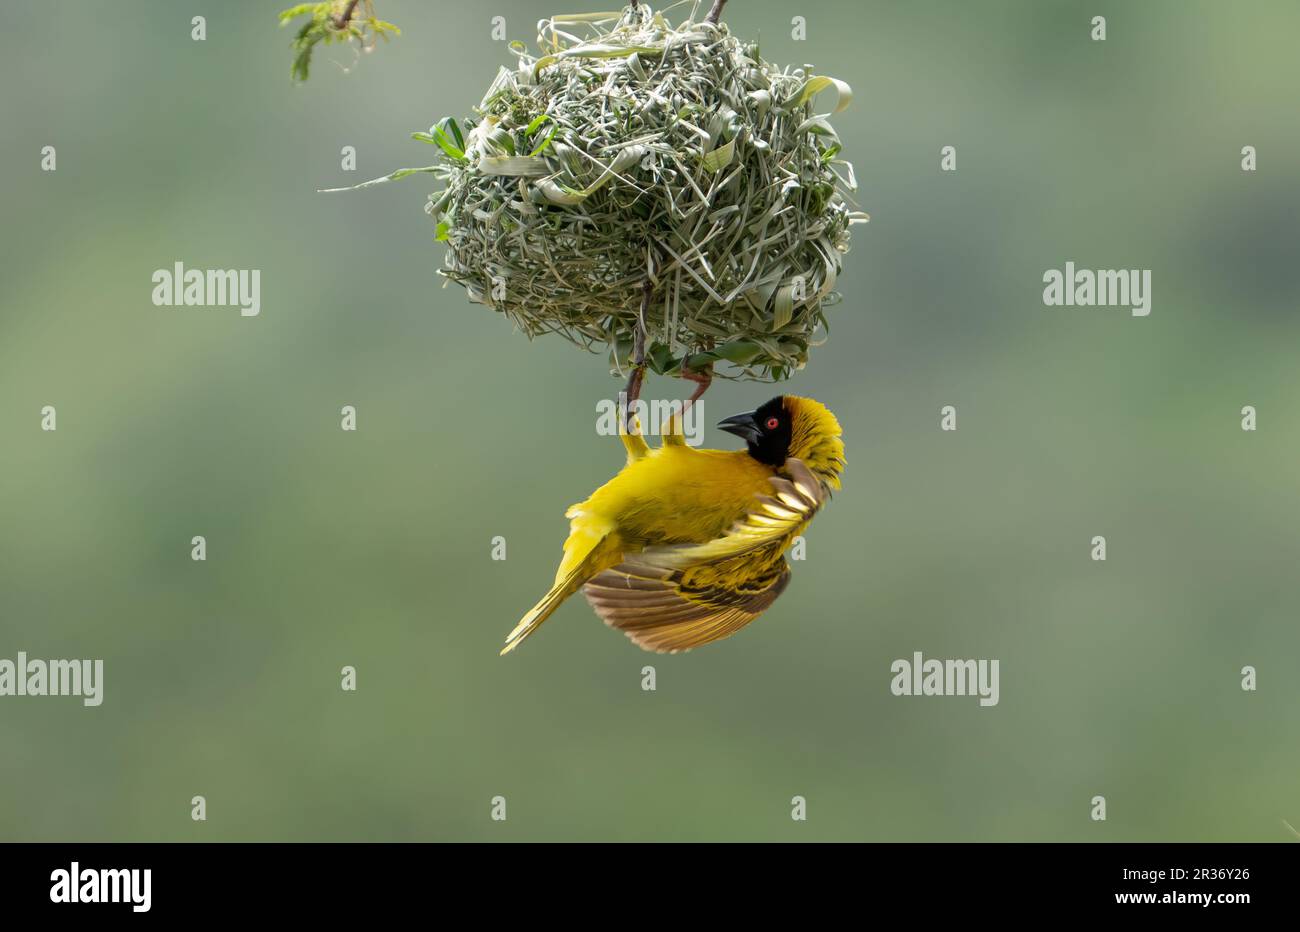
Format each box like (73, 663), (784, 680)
(582, 459), (827, 654)
(584, 563), (790, 653)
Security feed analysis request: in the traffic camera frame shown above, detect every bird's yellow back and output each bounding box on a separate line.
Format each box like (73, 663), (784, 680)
(568, 444), (776, 548)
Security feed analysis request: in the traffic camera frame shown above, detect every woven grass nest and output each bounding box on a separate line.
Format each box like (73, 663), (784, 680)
(365, 1), (866, 381)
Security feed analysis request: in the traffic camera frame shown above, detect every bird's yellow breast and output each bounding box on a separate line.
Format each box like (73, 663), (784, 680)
(567, 445), (775, 547)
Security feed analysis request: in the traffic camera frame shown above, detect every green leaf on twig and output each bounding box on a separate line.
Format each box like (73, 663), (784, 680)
(279, 1), (400, 84)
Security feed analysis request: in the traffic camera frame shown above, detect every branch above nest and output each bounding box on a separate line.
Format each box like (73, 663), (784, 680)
(332, 0), (361, 30)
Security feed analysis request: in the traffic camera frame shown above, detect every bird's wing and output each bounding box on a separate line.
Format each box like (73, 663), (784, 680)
(583, 458), (828, 653)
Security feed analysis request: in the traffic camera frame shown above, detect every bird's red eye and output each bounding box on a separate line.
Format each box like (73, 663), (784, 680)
(765, 416), (780, 430)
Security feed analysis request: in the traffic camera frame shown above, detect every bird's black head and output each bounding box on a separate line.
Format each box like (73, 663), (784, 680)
(717, 396), (792, 467)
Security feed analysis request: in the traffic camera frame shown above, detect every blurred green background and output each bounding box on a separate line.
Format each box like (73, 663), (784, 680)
(2, 0), (1298, 842)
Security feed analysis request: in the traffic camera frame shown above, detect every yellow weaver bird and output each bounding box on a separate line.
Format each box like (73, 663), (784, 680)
(501, 395), (845, 655)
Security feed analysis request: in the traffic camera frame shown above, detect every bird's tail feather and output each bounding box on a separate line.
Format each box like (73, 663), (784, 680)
(500, 525), (620, 655)
(500, 566), (587, 655)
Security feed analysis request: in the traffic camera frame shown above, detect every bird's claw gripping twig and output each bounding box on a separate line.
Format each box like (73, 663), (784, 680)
(678, 364), (713, 417)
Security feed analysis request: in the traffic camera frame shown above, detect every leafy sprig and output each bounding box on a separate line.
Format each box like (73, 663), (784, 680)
(279, 1), (400, 83)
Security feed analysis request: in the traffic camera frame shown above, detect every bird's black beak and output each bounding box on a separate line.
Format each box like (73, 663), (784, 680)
(717, 410), (762, 444)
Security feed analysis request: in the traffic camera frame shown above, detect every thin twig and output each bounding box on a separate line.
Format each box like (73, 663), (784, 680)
(623, 281), (652, 431)
(332, 0), (362, 30)
(706, 0), (728, 25)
